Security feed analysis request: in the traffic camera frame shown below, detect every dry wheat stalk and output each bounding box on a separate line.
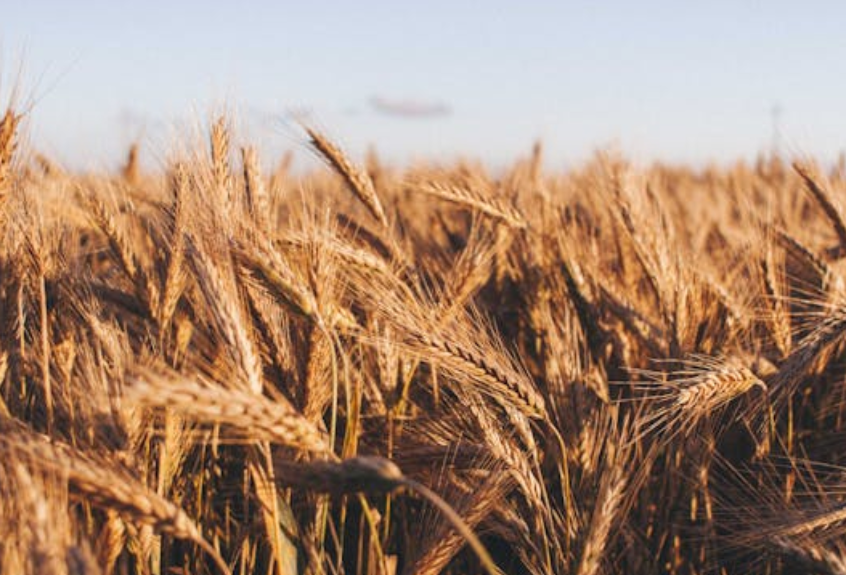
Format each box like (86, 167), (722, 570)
(9, 462), (71, 575)
(673, 365), (761, 411)
(761, 242), (793, 357)
(274, 455), (502, 575)
(577, 462), (626, 575)
(461, 394), (546, 515)
(126, 368), (332, 454)
(241, 145), (269, 226)
(84, 192), (139, 280)
(96, 511), (127, 574)
(409, 329), (547, 419)
(230, 234), (318, 319)
(122, 143), (139, 185)
(0, 430), (231, 574)
(186, 232), (264, 394)
(770, 224), (831, 289)
(772, 537), (846, 575)
(158, 163), (189, 330)
(403, 473), (513, 575)
(778, 503), (846, 540)
(0, 108), (19, 190)
(306, 126), (389, 229)
(413, 179), (527, 230)
(210, 116), (234, 207)
(768, 295), (846, 414)
(794, 162), (846, 256)
(283, 229), (393, 278)
(632, 355), (766, 440)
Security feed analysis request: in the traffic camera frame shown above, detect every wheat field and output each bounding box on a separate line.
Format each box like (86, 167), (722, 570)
(3, 107), (846, 575)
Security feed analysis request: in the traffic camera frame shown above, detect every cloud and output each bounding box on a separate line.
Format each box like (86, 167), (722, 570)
(369, 96), (451, 119)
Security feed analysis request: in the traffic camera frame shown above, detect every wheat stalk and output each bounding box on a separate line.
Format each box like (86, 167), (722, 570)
(0, 429), (231, 574)
(126, 368), (332, 454)
(0, 108), (19, 190)
(274, 455), (503, 575)
(794, 162), (846, 256)
(413, 179), (527, 230)
(306, 126), (389, 229)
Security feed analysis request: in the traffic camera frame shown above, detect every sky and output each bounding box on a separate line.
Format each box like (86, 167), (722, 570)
(3, 1), (846, 171)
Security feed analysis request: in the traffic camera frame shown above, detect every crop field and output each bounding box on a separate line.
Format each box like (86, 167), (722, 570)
(3, 107), (846, 575)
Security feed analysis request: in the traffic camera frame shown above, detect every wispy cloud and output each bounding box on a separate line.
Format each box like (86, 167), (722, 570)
(369, 96), (451, 119)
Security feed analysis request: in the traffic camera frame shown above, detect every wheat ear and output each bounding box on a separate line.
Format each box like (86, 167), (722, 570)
(306, 126), (389, 228)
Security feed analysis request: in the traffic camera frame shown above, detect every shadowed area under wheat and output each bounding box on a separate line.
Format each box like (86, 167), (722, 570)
(5, 109), (846, 575)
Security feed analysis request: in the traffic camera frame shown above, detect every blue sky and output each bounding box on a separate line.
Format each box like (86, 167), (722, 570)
(4, 1), (846, 170)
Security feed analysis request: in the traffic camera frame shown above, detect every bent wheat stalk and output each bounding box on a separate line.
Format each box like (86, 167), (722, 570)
(274, 455), (503, 575)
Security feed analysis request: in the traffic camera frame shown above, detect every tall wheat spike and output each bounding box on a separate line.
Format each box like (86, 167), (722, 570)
(305, 126), (389, 229)
(0, 108), (19, 191)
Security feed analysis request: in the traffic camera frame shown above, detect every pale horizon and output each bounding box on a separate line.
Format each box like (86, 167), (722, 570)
(4, 1), (846, 171)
